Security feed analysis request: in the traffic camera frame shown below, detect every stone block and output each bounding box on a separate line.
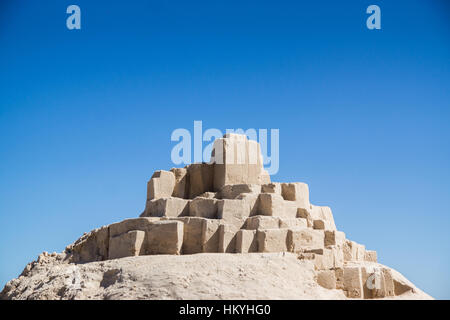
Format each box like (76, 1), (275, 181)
(146, 220), (184, 255)
(245, 215), (280, 230)
(219, 184), (261, 200)
(297, 252), (316, 261)
(258, 193), (296, 219)
(320, 206), (336, 229)
(313, 219), (328, 230)
(147, 170), (175, 200)
(170, 167), (189, 199)
(312, 245), (345, 269)
(281, 182), (310, 209)
(217, 199), (249, 228)
(382, 268), (395, 297)
(324, 230), (346, 247)
(279, 218), (308, 229)
(218, 223), (239, 253)
(283, 201), (299, 219)
(201, 219), (221, 253)
(256, 229), (289, 253)
(364, 250), (377, 262)
(317, 270), (336, 289)
(108, 230), (145, 260)
(310, 205), (336, 231)
(343, 240), (358, 262)
(261, 183), (281, 194)
(109, 218), (156, 238)
(189, 197), (218, 218)
(235, 230), (258, 253)
(329, 245), (344, 269)
(313, 248), (334, 270)
(335, 268), (345, 290)
(255, 193), (281, 217)
(173, 217), (205, 254)
(143, 197), (190, 218)
(343, 266), (364, 298)
(69, 225), (109, 263)
(288, 228), (324, 252)
(107, 215), (222, 256)
(211, 134), (269, 191)
(187, 163), (214, 199)
(355, 243), (366, 262)
(236, 193), (259, 216)
(296, 208), (313, 227)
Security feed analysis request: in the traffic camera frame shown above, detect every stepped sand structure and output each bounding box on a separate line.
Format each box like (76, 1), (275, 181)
(0, 134), (432, 300)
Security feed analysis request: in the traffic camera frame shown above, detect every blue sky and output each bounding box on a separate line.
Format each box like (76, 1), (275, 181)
(0, 0), (449, 299)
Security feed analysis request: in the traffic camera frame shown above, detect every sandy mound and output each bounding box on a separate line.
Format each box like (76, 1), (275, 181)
(0, 253), (431, 300)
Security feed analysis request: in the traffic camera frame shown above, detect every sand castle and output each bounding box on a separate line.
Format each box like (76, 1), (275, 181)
(56, 133), (419, 299)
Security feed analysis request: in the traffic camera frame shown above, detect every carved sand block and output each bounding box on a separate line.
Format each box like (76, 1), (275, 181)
(245, 216), (280, 230)
(257, 193), (297, 219)
(235, 229), (258, 253)
(147, 170), (175, 200)
(142, 197), (190, 218)
(281, 182), (310, 209)
(109, 230), (145, 260)
(211, 134), (269, 191)
(288, 228), (325, 253)
(256, 229), (289, 253)
(189, 197), (218, 219)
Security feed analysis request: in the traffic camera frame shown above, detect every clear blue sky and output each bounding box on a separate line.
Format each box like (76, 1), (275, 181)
(1, 0), (449, 299)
